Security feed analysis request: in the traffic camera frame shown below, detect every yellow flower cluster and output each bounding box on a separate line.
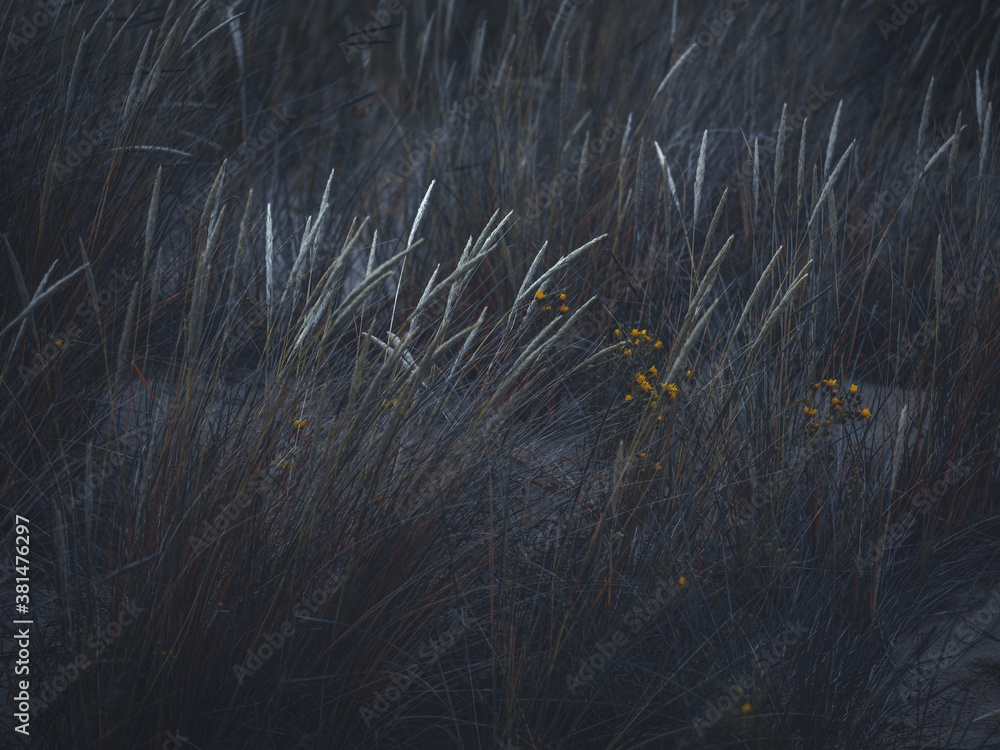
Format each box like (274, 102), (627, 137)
(803, 378), (871, 427)
(635, 371), (655, 393)
(613, 326), (665, 357)
(624, 363), (680, 406)
(534, 289), (570, 314)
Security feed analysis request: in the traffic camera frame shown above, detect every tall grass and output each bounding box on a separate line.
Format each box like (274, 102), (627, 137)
(1, 1), (999, 748)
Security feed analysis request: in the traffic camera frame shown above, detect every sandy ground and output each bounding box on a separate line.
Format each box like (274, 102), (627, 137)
(881, 579), (1000, 748)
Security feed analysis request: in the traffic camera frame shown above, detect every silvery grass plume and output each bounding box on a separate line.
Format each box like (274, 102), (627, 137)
(824, 99), (843, 177)
(185, 162), (227, 369)
(653, 41), (698, 98)
(807, 140), (854, 234)
(693, 129), (708, 228)
(506, 233), (607, 338)
(980, 100), (993, 178)
(748, 259), (813, 358)
(0, 260), (85, 356)
(774, 102), (788, 190)
(753, 137), (760, 210)
(654, 140), (682, 215)
(284, 217), (369, 363)
(917, 77), (935, 159)
(797, 116), (808, 213)
(390, 180), (436, 336)
(722, 243), (784, 363)
(667, 189), (730, 369)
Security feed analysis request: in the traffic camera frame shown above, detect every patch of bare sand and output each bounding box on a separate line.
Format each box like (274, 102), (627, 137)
(881, 580), (1000, 748)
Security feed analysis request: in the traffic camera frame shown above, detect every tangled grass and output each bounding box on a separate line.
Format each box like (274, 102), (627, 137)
(1, 1), (999, 748)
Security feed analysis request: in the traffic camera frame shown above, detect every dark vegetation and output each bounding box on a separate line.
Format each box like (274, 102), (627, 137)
(1, 0), (999, 747)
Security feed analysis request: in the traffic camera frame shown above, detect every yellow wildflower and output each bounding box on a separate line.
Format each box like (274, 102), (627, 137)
(631, 328), (640, 337)
(648, 365), (658, 376)
(860, 408), (871, 419)
(823, 378), (837, 388)
(293, 418), (309, 430)
(541, 305), (552, 311)
(615, 328), (621, 337)
(678, 576), (687, 586)
(831, 397), (842, 406)
(535, 289), (546, 300)
(849, 384), (858, 394)
(685, 369), (693, 379)
(654, 462), (662, 470)
(803, 406), (818, 416)
(559, 293), (567, 301)
(559, 304), (569, 313)
(624, 394), (633, 402)
(741, 702), (752, 714)
(654, 340), (663, 349)
(638, 452), (646, 458)
(665, 383), (679, 400)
